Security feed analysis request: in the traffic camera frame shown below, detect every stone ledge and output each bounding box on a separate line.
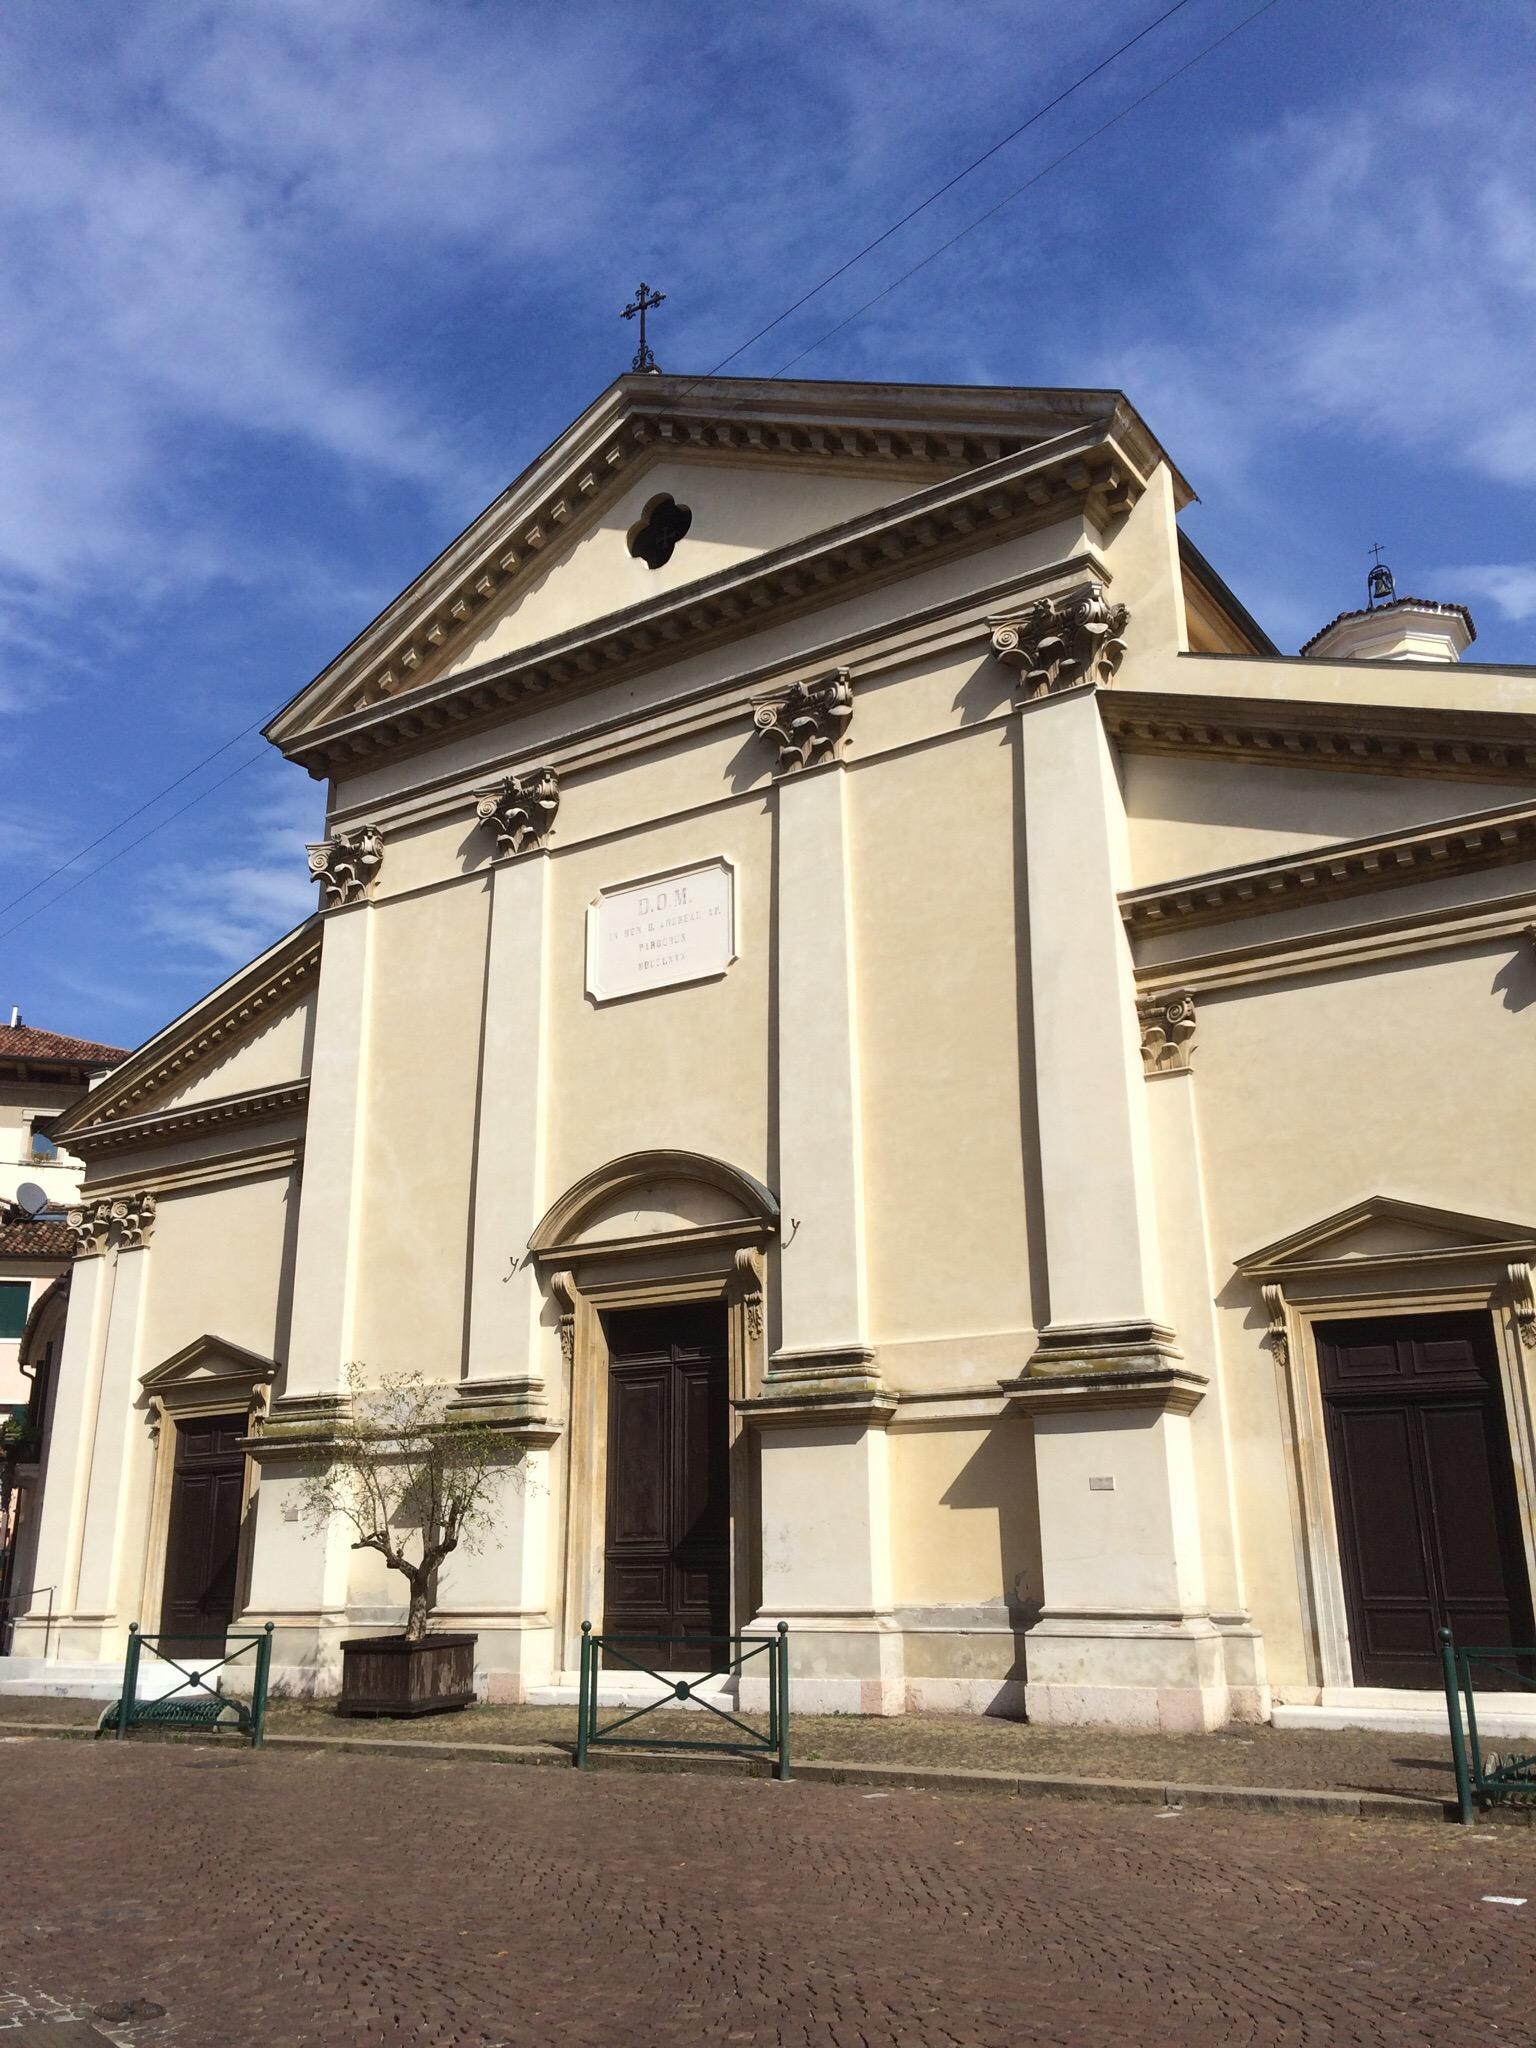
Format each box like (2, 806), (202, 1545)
(0, 1718), (1449, 1822)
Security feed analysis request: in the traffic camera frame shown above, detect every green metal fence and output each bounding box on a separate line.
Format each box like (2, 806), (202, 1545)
(1440, 1627), (1536, 1823)
(97, 1622), (275, 1748)
(574, 1621), (790, 1781)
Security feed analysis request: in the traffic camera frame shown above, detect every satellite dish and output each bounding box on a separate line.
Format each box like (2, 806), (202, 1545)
(15, 1182), (50, 1218)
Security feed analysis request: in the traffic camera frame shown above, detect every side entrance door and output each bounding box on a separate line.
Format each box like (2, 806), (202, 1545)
(602, 1303), (731, 1671)
(1319, 1312), (1536, 1687)
(160, 1413), (247, 1653)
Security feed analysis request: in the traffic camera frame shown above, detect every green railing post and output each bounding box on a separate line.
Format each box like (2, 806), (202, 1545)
(576, 1621), (592, 1770)
(1442, 1627), (1475, 1825)
(775, 1621), (790, 1783)
(115, 1625), (142, 1742)
(250, 1623), (275, 1748)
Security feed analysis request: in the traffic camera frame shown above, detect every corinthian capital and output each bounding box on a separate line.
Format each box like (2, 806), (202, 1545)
(751, 668), (853, 774)
(68, 1191), (157, 1258)
(473, 767), (560, 858)
(990, 583), (1130, 700)
(307, 827), (384, 908)
(1137, 989), (1197, 1075)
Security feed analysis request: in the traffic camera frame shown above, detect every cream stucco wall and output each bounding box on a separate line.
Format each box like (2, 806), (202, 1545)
(1125, 755), (1530, 884)
(1192, 941), (1536, 1686)
(138, 1172), (299, 1371)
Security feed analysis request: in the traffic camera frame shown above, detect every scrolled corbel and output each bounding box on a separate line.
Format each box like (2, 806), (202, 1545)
(1261, 1283), (1290, 1372)
(1509, 1263), (1536, 1350)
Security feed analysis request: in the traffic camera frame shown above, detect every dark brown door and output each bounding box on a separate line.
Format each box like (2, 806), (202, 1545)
(161, 1414), (247, 1653)
(1319, 1313), (1535, 1687)
(603, 1303), (730, 1671)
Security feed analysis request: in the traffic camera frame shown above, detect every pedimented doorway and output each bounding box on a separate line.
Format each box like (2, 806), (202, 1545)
(1319, 1311), (1535, 1688)
(602, 1302), (731, 1670)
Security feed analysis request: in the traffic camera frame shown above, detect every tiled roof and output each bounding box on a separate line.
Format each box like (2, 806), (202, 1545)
(0, 1023), (127, 1068)
(0, 1218), (73, 1260)
(1299, 597), (1476, 657)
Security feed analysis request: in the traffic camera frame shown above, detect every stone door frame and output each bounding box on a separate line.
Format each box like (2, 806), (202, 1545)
(529, 1150), (777, 1676)
(1238, 1200), (1536, 1694)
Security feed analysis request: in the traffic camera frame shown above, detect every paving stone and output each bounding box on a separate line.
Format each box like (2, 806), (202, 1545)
(5, 1739), (1536, 2045)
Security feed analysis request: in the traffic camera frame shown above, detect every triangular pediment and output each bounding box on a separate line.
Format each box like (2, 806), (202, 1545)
(1238, 1196), (1536, 1277)
(53, 920), (319, 1145)
(267, 375), (1178, 749)
(141, 1333), (278, 1396)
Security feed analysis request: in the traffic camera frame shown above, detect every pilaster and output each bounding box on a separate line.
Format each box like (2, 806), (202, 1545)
(748, 684), (898, 1708)
(1016, 683), (1167, 1359)
(280, 893), (377, 1403)
(71, 1244), (150, 1635)
(770, 751), (868, 1360)
(1003, 657), (1225, 1728)
(1140, 1013), (1269, 1720)
(462, 816), (555, 1417)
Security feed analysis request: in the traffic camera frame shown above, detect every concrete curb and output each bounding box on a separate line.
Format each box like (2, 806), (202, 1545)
(0, 1715), (1452, 1822)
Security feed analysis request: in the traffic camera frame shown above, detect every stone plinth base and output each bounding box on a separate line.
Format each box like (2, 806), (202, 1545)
(1023, 1613), (1231, 1732)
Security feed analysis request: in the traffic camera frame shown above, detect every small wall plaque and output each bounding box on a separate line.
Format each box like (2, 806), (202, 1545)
(585, 857), (737, 1004)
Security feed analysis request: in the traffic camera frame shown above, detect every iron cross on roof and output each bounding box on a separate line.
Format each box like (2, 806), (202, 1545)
(621, 281), (665, 373)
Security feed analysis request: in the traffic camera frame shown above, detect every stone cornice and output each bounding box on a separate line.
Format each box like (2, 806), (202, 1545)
(275, 421), (1148, 781)
(1102, 688), (1536, 782)
(1122, 798), (1536, 938)
(67, 1080), (309, 1156)
(52, 923), (321, 1140)
(266, 379), (1176, 753)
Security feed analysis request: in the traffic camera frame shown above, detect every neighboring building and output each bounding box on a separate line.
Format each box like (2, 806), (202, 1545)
(0, 1255), (69, 1653)
(0, 1020), (125, 1409)
(0, 1016), (124, 1219)
(8, 374), (1536, 1731)
(0, 1021), (122, 1646)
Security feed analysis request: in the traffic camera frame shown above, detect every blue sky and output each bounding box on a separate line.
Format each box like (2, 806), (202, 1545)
(2, 0), (1533, 1052)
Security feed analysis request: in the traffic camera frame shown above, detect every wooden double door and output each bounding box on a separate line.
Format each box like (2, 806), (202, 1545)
(1320, 1313), (1535, 1688)
(160, 1414), (247, 1653)
(602, 1303), (731, 1671)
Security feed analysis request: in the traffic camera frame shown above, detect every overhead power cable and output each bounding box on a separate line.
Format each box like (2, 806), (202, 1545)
(6, 0), (1283, 940)
(0, 751), (267, 946)
(0, 717), (267, 924)
(685, 0), (1196, 388)
(770, 0), (1289, 377)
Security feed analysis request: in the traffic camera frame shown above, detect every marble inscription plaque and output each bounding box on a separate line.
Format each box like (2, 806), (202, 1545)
(585, 858), (736, 1003)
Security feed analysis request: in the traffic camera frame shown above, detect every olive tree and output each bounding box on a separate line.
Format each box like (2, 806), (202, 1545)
(298, 1364), (518, 1641)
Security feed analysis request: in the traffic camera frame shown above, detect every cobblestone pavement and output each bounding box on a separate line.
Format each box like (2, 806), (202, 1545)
(0, 1695), (1463, 1799)
(5, 1740), (1536, 2046)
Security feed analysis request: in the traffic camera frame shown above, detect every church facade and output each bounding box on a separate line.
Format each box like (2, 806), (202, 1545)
(10, 374), (1536, 1730)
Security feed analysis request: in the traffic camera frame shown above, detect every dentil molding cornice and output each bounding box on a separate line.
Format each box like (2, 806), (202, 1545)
(276, 420), (1147, 781)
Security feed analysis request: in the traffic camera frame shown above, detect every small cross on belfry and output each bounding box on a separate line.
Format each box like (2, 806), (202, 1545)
(622, 281), (665, 373)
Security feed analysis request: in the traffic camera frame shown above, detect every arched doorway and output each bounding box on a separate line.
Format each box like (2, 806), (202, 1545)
(529, 1150), (777, 1673)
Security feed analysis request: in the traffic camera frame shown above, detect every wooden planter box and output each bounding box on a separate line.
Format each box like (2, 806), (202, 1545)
(337, 1632), (477, 1718)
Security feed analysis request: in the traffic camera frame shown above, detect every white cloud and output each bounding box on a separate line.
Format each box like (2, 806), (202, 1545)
(138, 763), (322, 970)
(1436, 564), (1536, 626)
